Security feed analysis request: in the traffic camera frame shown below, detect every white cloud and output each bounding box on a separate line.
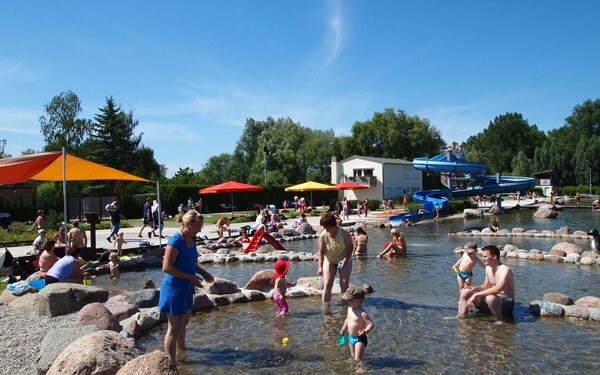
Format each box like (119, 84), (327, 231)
(323, 0), (346, 68)
(0, 108), (40, 135)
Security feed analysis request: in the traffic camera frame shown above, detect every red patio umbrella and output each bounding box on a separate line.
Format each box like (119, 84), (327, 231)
(334, 181), (369, 190)
(199, 181), (263, 217)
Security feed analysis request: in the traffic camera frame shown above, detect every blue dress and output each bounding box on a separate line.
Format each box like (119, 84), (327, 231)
(158, 231), (198, 315)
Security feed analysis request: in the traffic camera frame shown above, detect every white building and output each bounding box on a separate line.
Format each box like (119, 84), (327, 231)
(330, 155), (423, 201)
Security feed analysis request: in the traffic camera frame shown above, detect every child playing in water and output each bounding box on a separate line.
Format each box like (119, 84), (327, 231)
(113, 232), (126, 256)
(452, 242), (484, 290)
(100, 252), (120, 280)
(340, 286), (374, 365)
(376, 228), (407, 258)
(272, 260), (296, 317)
(352, 227), (368, 257)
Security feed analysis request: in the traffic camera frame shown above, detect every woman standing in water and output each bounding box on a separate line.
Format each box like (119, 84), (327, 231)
(159, 210), (214, 363)
(317, 213), (354, 303)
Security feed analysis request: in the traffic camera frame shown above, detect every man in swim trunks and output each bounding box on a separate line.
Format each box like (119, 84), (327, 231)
(458, 245), (515, 320)
(67, 221), (87, 249)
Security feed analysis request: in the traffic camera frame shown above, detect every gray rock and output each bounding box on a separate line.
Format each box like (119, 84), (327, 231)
(129, 288), (160, 308)
(588, 308), (600, 321)
(208, 294), (231, 306)
(580, 257), (594, 265)
(109, 304), (140, 322)
(277, 254), (290, 261)
(529, 249), (542, 254)
(75, 302), (120, 331)
(9, 282), (109, 317)
(529, 253), (545, 261)
(555, 226), (570, 235)
(581, 251), (599, 260)
(463, 209), (484, 219)
(573, 230), (589, 237)
(121, 312), (161, 338)
(506, 252), (517, 258)
(534, 208), (558, 218)
(543, 292), (574, 305)
(564, 305), (590, 319)
(205, 277), (239, 295)
(296, 223), (316, 234)
(296, 276), (324, 291)
(46, 330), (137, 375)
(544, 255), (564, 262)
(192, 291), (215, 311)
(511, 228), (526, 233)
(242, 289), (268, 301)
(228, 292), (250, 304)
(530, 301), (565, 316)
(283, 229), (301, 236)
(504, 244), (519, 253)
(549, 248), (567, 257)
(116, 350), (178, 375)
(36, 325), (101, 375)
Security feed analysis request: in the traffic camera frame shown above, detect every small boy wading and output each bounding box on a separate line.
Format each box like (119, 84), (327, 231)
(452, 242), (485, 291)
(340, 286), (374, 365)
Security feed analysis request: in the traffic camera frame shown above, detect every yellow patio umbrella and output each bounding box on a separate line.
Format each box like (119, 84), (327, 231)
(285, 181), (336, 208)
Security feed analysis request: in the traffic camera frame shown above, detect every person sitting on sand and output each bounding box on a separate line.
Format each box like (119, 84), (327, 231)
(44, 247), (90, 285)
(457, 245), (515, 320)
(38, 239), (59, 278)
(352, 227), (368, 257)
(216, 217), (231, 238)
(452, 242), (485, 291)
(377, 229), (407, 258)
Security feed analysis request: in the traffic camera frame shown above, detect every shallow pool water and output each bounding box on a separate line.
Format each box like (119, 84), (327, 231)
(94, 209), (600, 373)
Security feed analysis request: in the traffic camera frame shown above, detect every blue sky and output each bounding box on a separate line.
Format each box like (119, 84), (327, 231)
(1, 1), (598, 177)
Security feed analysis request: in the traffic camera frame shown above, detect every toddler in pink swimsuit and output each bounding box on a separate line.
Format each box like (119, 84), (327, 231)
(272, 260), (296, 316)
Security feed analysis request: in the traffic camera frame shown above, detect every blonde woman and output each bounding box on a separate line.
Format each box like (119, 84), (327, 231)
(377, 228), (407, 258)
(158, 210), (214, 363)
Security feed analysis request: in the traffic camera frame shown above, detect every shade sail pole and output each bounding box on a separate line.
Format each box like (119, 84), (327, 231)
(157, 180), (162, 247)
(231, 192), (234, 218)
(62, 148), (68, 247)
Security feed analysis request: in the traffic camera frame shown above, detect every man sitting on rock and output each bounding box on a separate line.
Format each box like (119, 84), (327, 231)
(457, 245), (515, 320)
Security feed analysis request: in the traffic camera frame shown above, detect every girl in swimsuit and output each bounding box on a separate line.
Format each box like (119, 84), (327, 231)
(272, 260), (296, 316)
(452, 243), (485, 291)
(352, 227), (368, 257)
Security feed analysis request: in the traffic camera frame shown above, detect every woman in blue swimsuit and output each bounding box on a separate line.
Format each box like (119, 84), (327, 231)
(159, 210), (214, 363)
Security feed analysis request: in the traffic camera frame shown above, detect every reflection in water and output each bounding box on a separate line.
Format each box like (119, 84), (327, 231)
(455, 318), (515, 372)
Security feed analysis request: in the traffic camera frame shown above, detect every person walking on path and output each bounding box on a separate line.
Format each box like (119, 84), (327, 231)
(138, 197), (154, 238)
(106, 199), (121, 242)
(317, 213), (353, 303)
(158, 209), (214, 363)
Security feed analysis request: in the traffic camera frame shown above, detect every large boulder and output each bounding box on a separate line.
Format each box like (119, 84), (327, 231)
(75, 302), (120, 331)
(193, 291), (215, 311)
(129, 288), (160, 308)
(575, 296), (600, 308)
(116, 350), (178, 375)
(296, 222), (316, 235)
(550, 242), (583, 255)
(529, 301), (565, 317)
(9, 282), (108, 317)
(46, 330), (137, 375)
(534, 208), (558, 218)
(243, 269), (276, 292)
(543, 292), (574, 305)
(296, 277), (324, 291)
(0, 288), (17, 305)
(548, 248), (566, 257)
(36, 325), (101, 375)
(581, 251), (599, 260)
(503, 244), (519, 253)
(204, 277), (239, 295)
(463, 209), (484, 219)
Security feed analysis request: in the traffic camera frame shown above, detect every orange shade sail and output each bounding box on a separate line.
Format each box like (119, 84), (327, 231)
(0, 151), (149, 184)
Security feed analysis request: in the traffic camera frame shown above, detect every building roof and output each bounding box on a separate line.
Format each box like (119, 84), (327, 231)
(340, 155), (413, 165)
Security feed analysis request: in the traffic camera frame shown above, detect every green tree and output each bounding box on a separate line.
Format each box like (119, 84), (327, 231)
(342, 108), (445, 160)
(169, 167), (201, 185)
(88, 97), (142, 171)
(463, 113), (545, 174)
(510, 151), (533, 177)
(534, 99), (600, 185)
(39, 90), (92, 154)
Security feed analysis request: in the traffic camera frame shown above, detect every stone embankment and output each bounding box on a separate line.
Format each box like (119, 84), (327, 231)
(529, 293), (600, 322)
(453, 242), (600, 266)
(449, 226), (592, 240)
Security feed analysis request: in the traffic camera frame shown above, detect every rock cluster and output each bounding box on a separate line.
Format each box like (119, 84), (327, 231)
(453, 242), (600, 267)
(449, 226), (592, 239)
(529, 293), (600, 322)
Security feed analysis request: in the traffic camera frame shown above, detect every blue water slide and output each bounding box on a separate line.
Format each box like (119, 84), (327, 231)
(388, 154), (535, 226)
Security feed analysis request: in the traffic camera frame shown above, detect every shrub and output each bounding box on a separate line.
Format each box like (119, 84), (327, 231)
(446, 200), (478, 214)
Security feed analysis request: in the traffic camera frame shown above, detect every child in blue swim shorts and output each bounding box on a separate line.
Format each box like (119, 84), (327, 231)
(340, 286), (374, 365)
